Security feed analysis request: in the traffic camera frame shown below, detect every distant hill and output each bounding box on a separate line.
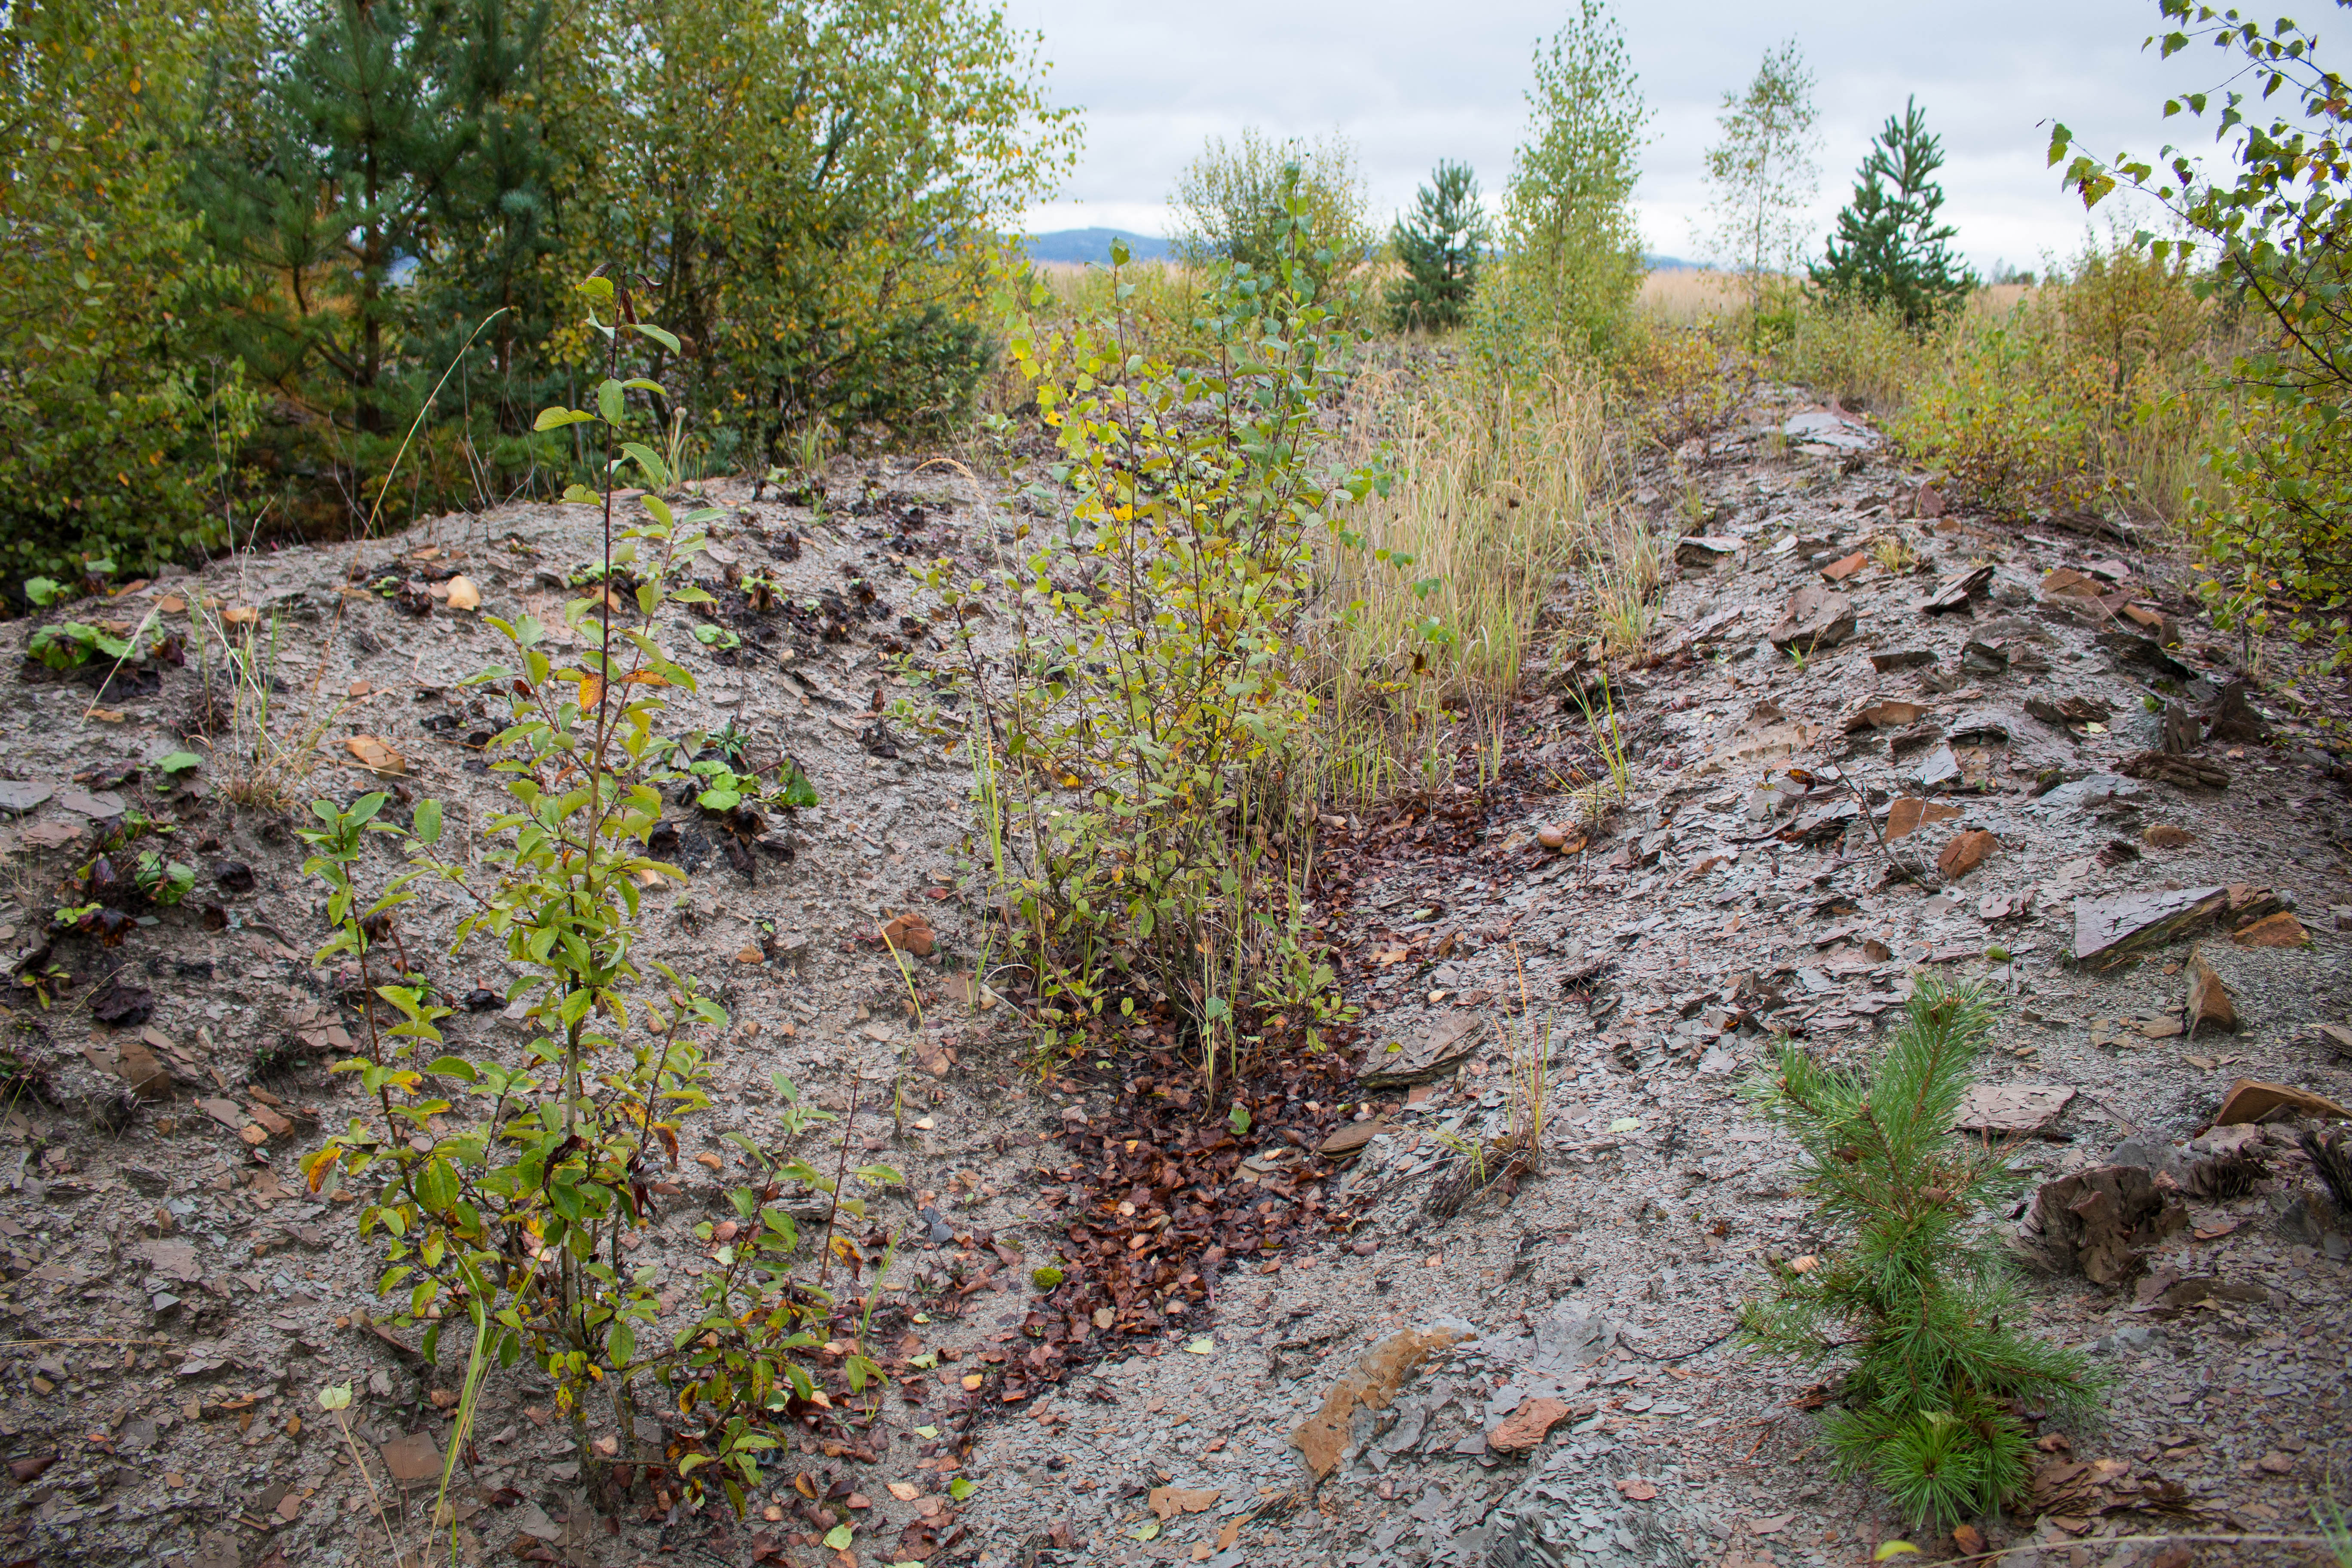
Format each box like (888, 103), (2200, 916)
(1022, 228), (1174, 265)
(1643, 253), (1701, 272)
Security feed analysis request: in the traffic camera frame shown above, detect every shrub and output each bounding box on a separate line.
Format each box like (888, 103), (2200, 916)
(1740, 980), (2101, 1530)
(1386, 161), (1491, 333)
(2052, 1), (2352, 668)
(1769, 292), (1923, 414)
(1169, 128), (1374, 306)
(0, 0), (255, 583)
(1475, 0), (1649, 366)
(923, 221), (1381, 1080)
(301, 276), (873, 1510)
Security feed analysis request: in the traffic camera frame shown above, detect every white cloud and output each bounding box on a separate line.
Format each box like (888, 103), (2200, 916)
(1005, 0), (2228, 274)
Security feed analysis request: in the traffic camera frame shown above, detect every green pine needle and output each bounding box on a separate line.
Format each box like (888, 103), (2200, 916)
(1737, 977), (2104, 1530)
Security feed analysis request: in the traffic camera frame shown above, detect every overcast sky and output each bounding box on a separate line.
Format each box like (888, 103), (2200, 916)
(1004, 0), (2237, 274)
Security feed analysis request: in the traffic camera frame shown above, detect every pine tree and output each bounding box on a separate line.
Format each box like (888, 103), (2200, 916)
(189, 0), (550, 509)
(1739, 979), (2102, 1530)
(1811, 98), (1975, 327)
(1385, 161), (1490, 332)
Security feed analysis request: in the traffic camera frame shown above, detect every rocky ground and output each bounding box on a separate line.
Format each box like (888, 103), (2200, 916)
(0, 384), (2344, 1568)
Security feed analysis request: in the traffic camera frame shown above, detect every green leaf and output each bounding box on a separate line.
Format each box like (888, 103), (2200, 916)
(948, 1476), (974, 1502)
(411, 799), (443, 844)
(1227, 1104), (1250, 1136)
(634, 323), (683, 353)
(608, 1319), (635, 1368)
(154, 751), (202, 775)
(823, 1525), (854, 1550)
(533, 406), (594, 432)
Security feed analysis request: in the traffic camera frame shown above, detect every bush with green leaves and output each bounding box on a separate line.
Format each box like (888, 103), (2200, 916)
(1386, 161), (1491, 333)
(919, 218), (1384, 1082)
(1700, 37), (1820, 322)
(1473, 0), (1650, 366)
(1813, 98), (1975, 328)
(2052, 0), (2352, 674)
(1740, 980), (2101, 1530)
(1168, 128), (1374, 309)
(299, 275), (881, 1511)
(1, 0), (256, 582)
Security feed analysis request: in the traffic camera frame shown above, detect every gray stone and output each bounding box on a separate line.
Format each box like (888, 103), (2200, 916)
(2072, 885), (2228, 963)
(2109, 1134), (2185, 1182)
(0, 781), (53, 815)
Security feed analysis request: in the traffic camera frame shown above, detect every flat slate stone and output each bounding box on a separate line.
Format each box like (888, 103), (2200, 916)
(1954, 1084), (2076, 1136)
(54, 787), (126, 819)
(1360, 1014), (1486, 1089)
(2073, 885), (2227, 963)
(0, 781), (53, 815)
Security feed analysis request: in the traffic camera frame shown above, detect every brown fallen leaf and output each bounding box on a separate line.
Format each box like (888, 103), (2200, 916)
(345, 735), (407, 775)
(887, 1482), (921, 1502)
(1954, 1523), (1986, 1556)
(1147, 1486), (1220, 1521)
(223, 605), (259, 625)
(1616, 1478), (1658, 1501)
(443, 575), (481, 611)
(1216, 1518), (1243, 1550)
(881, 911), (935, 957)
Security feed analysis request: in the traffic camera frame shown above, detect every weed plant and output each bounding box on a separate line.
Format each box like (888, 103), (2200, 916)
(1739, 979), (2101, 1530)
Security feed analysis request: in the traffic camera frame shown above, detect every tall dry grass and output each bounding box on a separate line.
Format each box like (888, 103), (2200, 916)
(1298, 357), (1616, 805)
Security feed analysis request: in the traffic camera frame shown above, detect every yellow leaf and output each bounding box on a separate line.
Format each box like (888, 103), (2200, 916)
(1875, 1544), (1920, 1562)
(578, 674), (605, 710)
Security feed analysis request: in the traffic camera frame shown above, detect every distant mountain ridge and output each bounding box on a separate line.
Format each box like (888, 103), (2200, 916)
(1020, 228), (1700, 273)
(1021, 228), (1173, 265)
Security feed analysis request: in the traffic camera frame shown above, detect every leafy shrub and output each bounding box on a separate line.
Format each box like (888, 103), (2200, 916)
(0, 0), (255, 582)
(1386, 161), (1491, 332)
(1169, 128), (1374, 306)
(1617, 324), (1749, 452)
(2053, 2), (2352, 668)
(301, 277), (873, 1508)
(1740, 980), (2101, 1530)
(27, 622), (133, 672)
(1894, 241), (2223, 521)
(1474, 0), (1650, 365)
(1768, 292), (1923, 414)
(924, 221), (1381, 1079)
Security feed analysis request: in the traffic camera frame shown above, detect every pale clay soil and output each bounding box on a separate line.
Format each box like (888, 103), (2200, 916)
(0, 384), (2343, 1568)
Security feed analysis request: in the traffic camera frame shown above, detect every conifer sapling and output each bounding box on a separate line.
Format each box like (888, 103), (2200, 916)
(1739, 979), (2101, 1530)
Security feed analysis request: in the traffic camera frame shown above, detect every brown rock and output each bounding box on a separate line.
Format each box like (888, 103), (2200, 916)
(2212, 1078), (2351, 1127)
(1488, 1397), (1572, 1453)
(1870, 649), (1938, 672)
(1291, 1324), (1468, 1477)
(378, 1430), (444, 1485)
(1768, 586), (1857, 653)
(2072, 885), (2229, 963)
(1819, 552), (1867, 582)
(1936, 830), (1998, 879)
(1360, 1014), (1486, 1090)
(2141, 824), (2196, 848)
(2184, 950), (2236, 1036)
(1953, 1084), (2075, 1136)
(2159, 701), (2201, 755)
(1884, 797), (1961, 842)
(1844, 700), (1925, 732)
(2231, 911), (2308, 947)
(1920, 563), (1994, 614)
(2118, 749), (2230, 790)
(2202, 680), (2270, 743)
(1318, 1121), (1387, 1158)
(2023, 1165), (2187, 1286)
